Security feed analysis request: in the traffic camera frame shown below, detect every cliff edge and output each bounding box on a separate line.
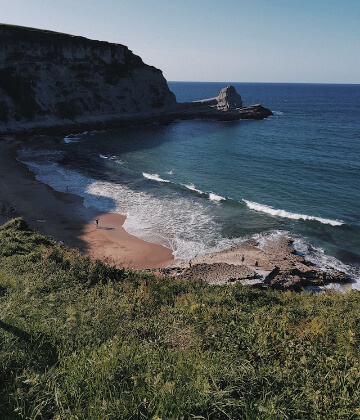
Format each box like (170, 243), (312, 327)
(0, 24), (271, 133)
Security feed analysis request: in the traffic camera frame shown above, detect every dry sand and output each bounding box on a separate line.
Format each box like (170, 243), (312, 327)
(0, 134), (351, 289)
(0, 135), (173, 269)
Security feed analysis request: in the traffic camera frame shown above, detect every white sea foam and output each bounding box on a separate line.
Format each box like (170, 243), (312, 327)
(99, 154), (109, 159)
(292, 237), (360, 288)
(249, 229), (360, 288)
(272, 110), (284, 116)
(63, 135), (82, 143)
(209, 192), (226, 202)
(19, 148), (225, 259)
(16, 147), (359, 286)
(143, 173), (170, 183)
(183, 183), (204, 194)
(244, 200), (344, 226)
(166, 170), (174, 175)
(86, 180), (229, 259)
(253, 229), (291, 250)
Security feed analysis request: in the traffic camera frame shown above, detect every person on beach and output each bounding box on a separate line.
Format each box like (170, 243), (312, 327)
(255, 260), (258, 267)
(95, 219), (99, 228)
(241, 255), (245, 264)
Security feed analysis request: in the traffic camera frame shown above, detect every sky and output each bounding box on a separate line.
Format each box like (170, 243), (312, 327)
(1, 0), (360, 84)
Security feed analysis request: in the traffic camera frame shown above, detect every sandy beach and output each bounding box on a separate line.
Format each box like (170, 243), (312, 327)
(0, 134), (352, 290)
(0, 135), (173, 269)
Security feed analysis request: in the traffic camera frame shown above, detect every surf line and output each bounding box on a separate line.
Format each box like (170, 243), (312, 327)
(243, 200), (344, 226)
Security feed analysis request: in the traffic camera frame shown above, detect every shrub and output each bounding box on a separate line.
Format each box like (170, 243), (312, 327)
(1, 218), (360, 418)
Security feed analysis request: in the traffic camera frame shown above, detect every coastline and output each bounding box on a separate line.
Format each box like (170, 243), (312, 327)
(0, 134), (353, 290)
(0, 135), (174, 269)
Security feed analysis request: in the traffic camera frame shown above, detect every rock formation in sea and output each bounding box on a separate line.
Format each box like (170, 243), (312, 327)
(0, 24), (272, 133)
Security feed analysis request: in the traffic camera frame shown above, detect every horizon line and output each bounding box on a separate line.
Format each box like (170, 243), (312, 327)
(168, 80), (360, 86)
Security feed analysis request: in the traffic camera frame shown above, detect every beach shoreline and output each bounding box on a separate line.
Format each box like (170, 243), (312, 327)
(0, 135), (174, 270)
(0, 134), (353, 290)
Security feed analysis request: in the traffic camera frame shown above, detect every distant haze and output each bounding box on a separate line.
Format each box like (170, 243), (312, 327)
(1, 0), (359, 84)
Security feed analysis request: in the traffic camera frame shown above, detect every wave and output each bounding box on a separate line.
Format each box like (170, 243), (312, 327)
(182, 183), (204, 194)
(243, 200), (344, 226)
(292, 236), (360, 287)
(142, 173), (170, 183)
(63, 135), (82, 144)
(14, 148), (360, 286)
(99, 154), (124, 165)
(209, 192), (226, 202)
(253, 230), (359, 286)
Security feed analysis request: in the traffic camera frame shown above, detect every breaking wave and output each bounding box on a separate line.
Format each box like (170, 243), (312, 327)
(183, 183), (204, 194)
(244, 200), (344, 226)
(209, 193), (226, 202)
(143, 173), (170, 183)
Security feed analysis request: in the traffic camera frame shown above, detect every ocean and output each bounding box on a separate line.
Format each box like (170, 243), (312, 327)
(18, 82), (360, 286)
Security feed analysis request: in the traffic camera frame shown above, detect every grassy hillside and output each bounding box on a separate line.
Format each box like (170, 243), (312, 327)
(0, 218), (359, 419)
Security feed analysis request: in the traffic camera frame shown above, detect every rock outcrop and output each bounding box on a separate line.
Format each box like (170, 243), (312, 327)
(160, 236), (350, 291)
(175, 86), (272, 121)
(0, 24), (272, 133)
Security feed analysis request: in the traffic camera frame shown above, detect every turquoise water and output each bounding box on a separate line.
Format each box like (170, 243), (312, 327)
(19, 82), (360, 283)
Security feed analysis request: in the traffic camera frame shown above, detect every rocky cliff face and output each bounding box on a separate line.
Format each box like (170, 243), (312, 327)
(0, 24), (177, 131)
(0, 25), (272, 133)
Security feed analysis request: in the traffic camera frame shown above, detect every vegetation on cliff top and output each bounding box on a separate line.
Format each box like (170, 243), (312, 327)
(0, 218), (359, 419)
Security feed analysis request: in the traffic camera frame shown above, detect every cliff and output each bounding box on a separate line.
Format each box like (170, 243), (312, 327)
(0, 24), (177, 131)
(0, 24), (271, 133)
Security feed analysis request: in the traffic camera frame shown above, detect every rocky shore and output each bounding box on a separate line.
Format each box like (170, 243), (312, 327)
(0, 135), (351, 292)
(158, 236), (350, 291)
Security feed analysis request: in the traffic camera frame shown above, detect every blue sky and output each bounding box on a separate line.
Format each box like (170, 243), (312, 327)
(1, 0), (359, 83)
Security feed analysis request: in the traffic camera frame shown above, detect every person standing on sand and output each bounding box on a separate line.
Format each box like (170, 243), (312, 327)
(95, 219), (99, 228)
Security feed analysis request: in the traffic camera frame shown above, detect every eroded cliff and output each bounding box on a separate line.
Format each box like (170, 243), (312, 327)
(0, 24), (177, 131)
(0, 24), (272, 133)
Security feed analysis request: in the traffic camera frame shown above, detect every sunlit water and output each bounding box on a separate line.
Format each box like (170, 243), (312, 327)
(18, 82), (360, 285)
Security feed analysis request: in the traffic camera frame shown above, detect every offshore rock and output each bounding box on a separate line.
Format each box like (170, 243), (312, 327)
(175, 85), (272, 121)
(0, 24), (272, 133)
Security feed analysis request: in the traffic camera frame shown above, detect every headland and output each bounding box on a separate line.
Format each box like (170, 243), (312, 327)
(0, 24), (271, 135)
(0, 24), (351, 290)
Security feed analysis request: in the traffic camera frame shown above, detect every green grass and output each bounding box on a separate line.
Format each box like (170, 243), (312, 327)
(0, 218), (360, 419)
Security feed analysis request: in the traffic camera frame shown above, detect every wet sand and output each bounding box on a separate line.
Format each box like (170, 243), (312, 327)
(0, 134), (351, 289)
(0, 135), (173, 269)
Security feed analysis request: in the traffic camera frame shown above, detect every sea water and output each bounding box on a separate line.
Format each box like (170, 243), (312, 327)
(18, 82), (360, 285)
